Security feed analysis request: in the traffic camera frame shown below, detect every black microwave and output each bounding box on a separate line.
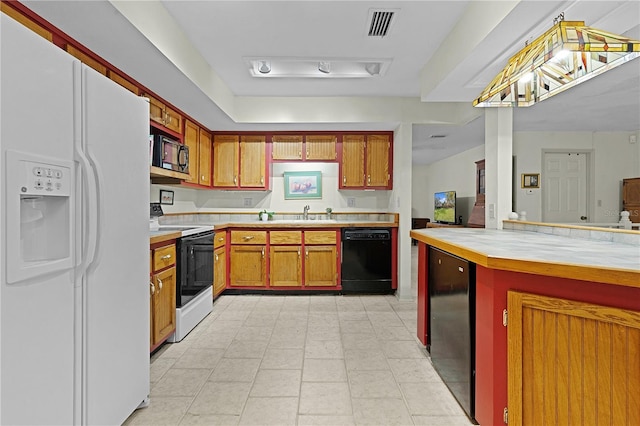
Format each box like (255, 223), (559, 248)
(151, 134), (189, 174)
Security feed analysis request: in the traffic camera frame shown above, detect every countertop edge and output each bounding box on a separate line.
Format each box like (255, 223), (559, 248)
(410, 229), (640, 288)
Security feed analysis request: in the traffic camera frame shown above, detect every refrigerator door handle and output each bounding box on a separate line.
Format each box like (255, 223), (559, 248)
(74, 145), (98, 276)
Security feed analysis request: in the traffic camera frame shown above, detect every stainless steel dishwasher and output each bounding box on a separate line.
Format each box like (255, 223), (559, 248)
(341, 228), (393, 294)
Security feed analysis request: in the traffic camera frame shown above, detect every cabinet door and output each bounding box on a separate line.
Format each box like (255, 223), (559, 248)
(272, 135), (303, 160)
(152, 267), (176, 344)
(229, 245), (266, 286)
(184, 120), (199, 184)
(163, 105), (182, 134)
(146, 95), (166, 126)
(305, 245), (337, 286)
(341, 135), (365, 187)
(240, 135), (266, 188)
(366, 134), (390, 187)
(213, 246), (226, 297)
(623, 178), (640, 223)
(198, 129), (212, 186)
(306, 134), (337, 160)
(213, 135), (239, 187)
(270, 246), (302, 286)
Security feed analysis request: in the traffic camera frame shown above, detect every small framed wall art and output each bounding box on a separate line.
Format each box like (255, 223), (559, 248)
(284, 171), (322, 199)
(159, 189), (174, 205)
(521, 173), (540, 189)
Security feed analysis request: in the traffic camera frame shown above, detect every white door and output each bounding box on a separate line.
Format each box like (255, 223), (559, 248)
(542, 152), (589, 223)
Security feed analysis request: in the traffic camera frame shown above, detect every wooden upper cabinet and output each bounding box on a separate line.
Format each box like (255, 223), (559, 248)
(65, 45), (107, 75)
(163, 105), (182, 134)
(341, 135), (366, 187)
(198, 129), (212, 186)
(107, 70), (139, 95)
(272, 135), (303, 160)
(185, 121), (212, 186)
(183, 120), (199, 184)
(146, 94), (182, 134)
(366, 134), (390, 187)
(306, 135), (337, 160)
(240, 135), (266, 188)
(1, 3), (53, 41)
(340, 134), (392, 189)
(213, 134), (239, 187)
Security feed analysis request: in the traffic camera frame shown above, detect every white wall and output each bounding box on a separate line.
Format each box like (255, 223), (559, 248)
(411, 131), (640, 224)
(151, 162), (392, 215)
(411, 145), (484, 224)
(513, 131), (640, 222)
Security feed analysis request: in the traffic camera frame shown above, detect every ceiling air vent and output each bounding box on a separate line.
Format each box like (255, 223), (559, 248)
(367, 9), (397, 37)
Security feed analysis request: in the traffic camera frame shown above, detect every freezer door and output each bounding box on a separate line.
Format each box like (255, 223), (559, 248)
(80, 65), (150, 425)
(1, 15), (77, 426)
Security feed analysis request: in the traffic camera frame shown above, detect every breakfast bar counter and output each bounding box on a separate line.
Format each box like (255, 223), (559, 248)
(410, 225), (640, 426)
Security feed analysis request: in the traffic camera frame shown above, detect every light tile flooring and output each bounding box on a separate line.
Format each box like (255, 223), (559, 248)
(124, 247), (474, 426)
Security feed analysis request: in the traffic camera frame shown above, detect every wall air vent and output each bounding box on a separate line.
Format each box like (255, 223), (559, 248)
(367, 9), (398, 37)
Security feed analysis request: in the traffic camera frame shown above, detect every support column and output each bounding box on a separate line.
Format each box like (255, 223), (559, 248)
(393, 123), (413, 301)
(484, 108), (513, 229)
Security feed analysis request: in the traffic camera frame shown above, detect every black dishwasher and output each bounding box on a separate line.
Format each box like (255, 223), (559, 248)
(341, 228), (393, 294)
(428, 247), (476, 423)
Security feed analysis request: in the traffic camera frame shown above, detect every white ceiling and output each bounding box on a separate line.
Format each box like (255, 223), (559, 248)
(22, 0), (640, 165)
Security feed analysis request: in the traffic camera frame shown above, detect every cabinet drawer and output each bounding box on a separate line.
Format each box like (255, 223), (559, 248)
(214, 232), (227, 248)
(230, 230), (267, 245)
(153, 245), (176, 271)
(270, 231), (302, 245)
(305, 231), (337, 245)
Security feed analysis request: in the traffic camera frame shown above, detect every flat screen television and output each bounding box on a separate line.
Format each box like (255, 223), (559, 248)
(434, 190), (457, 224)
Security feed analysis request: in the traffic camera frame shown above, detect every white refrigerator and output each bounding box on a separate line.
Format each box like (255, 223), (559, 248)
(1, 14), (149, 425)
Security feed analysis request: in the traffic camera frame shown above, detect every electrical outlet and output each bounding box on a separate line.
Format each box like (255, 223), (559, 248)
(243, 197), (252, 207)
(347, 197), (356, 207)
(489, 203), (495, 219)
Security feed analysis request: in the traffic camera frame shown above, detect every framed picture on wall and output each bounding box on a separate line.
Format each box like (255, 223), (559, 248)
(284, 171), (322, 199)
(521, 173), (540, 188)
(159, 189), (174, 205)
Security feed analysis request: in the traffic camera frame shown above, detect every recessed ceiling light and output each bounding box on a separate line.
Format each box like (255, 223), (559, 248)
(258, 60), (271, 74)
(318, 61), (331, 74)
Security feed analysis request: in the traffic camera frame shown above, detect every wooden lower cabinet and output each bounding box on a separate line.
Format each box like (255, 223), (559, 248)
(150, 242), (177, 351)
(304, 245), (337, 286)
(507, 291), (640, 426)
(213, 246), (226, 297)
(151, 267), (176, 344)
(270, 245), (302, 286)
(229, 245), (267, 286)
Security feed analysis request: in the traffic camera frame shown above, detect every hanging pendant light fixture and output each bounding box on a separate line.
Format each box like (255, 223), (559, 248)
(473, 13), (640, 108)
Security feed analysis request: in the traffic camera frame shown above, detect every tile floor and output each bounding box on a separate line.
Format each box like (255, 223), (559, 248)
(124, 247), (474, 426)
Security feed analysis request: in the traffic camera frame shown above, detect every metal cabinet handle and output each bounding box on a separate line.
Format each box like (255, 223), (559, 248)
(305, 150), (309, 158)
(367, 175), (371, 185)
(234, 176), (237, 184)
(157, 278), (163, 291)
(261, 247), (265, 258)
(218, 237), (224, 241)
(215, 254), (219, 261)
(161, 254), (171, 260)
(260, 176), (264, 184)
(343, 176), (346, 184)
(297, 248), (301, 257)
(243, 235), (254, 241)
(150, 282), (155, 296)
(299, 151), (302, 158)
(305, 248), (309, 258)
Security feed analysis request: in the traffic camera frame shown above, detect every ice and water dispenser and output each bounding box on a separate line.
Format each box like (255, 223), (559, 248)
(5, 150), (74, 283)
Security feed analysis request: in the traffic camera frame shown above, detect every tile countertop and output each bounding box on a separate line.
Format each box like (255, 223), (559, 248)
(150, 220), (397, 244)
(410, 228), (640, 288)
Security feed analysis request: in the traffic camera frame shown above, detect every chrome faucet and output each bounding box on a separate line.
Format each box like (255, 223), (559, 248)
(303, 205), (310, 220)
